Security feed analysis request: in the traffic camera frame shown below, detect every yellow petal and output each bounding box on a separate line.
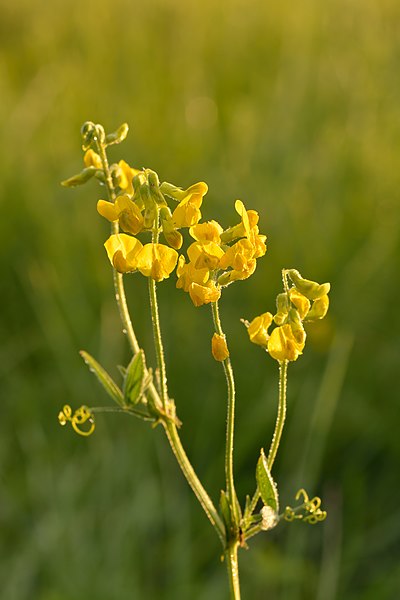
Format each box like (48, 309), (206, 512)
(176, 256), (209, 292)
(115, 195), (144, 235)
(247, 312), (273, 346)
(136, 243), (178, 281)
(219, 239), (254, 271)
(289, 288), (311, 320)
(235, 199), (251, 237)
(189, 220), (223, 243)
(104, 234), (143, 273)
(97, 199), (119, 222)
(267, 324), (305, 362)
(188, 281), (221, 307)
(172, 200), (202, 228)
(306, 294), (330, 320)
(187, 241), (224, 270)
(84, 149), (102, 169)
(211, 333), (229, 361)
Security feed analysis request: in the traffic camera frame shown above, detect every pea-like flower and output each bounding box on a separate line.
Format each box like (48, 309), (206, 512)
(136, 243), (179, 282)
(171, 182), (208, 228)
(267, 324), (305, 362)
(189, 220), (223, 244)
(176, 256), (209, 292)
(247, 312), (274, 346)
(97, 195), (144, 235)
(188, 281), (221, 307)
(104, 234), (143, 273)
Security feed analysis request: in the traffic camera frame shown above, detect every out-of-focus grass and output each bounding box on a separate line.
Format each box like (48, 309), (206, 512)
(1, 0), (400, 597)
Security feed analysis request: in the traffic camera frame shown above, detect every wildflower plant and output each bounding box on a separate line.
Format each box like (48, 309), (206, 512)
(60, 121), (330, 599)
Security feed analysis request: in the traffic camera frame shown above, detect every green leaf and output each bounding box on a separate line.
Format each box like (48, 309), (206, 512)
(219, 490), (232, 536)
(256, 449), (279, 512)
(123, 350), (149, 406)
(80, 350), (124, 407)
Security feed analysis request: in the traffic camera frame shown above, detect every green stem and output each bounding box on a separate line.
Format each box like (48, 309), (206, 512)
(267, 360), (288, 470)
(147, 253), (225, 543)
(94, 128), (140, 356)
(148, 276), (168, 408)
(94, 131), (161, 410)
(225, 542), (241, 600)
(211, 300), (240, 526)
(163, 420), (225, 545)
(246, 360), (288, 520)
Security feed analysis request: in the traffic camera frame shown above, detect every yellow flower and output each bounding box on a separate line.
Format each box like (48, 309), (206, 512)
(289, 288), (310, 320)
(187, 241), (225, 270)
(306, 294), (330, 320)
(176, 255), (209, 292)
(97, 195), (144, 235)
(104, 234), (143, 273)
(219, 239), (255, 272)
(188, 281), (221, 307)
(172, 182), (208, 228)
(117, 160), (142, 194)
(83, 149), (102, 169)
(247, 312), (273, 346)
(160, 207), (183, 249)
(267, 324), (305, 362)
(211, 333), (229, 361)
(136, 243), (178, 281)
(189, 220), (223, 244)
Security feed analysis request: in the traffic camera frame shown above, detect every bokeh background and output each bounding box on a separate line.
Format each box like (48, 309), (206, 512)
(1, 0), (400, 598)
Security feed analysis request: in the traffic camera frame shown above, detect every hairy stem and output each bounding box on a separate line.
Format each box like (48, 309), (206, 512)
(163, 420), (225, 544)
(211, 300), (240, 527)
(246, 360), (288, 521)
(267, 360), (288, 470)
(225, 542), (241, 600)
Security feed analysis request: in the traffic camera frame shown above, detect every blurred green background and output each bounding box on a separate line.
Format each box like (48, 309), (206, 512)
(1, 0), (400, 597)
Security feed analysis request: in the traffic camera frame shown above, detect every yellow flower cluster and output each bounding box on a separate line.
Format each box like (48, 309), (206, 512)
(246, 269), (330, 362)
(88, 150), (266, 299)
(176, 200), (266, 306)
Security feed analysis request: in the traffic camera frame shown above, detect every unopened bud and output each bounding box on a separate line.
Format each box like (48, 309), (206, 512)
(287, 269), (330, 300)
(211, 333), (229, 361)
(289, 288), (310, 319)
(105, 122), (129, 146)
(160, 207), (183, 249)
(81, 121), (96, 150)
(305, 294), (329, 320)
(61, 166), (97, 187)
(159, 181), (184, 201)
(83, 149), (102, 169)
(274, 293), (289, 324)
(288, 308), (306, 344)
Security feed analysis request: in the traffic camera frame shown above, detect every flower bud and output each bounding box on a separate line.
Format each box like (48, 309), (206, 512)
(246, 312), (273, 346)
(160, 207), (183, 249)
(287, 269), (330, 300)
(81, 121), (96, 150)
(289, 288), (310, 319)
(305, 294), (329, 320)
(61, 166), (97, 187)
(211, 333), (229, 361)
(105, 122), (129, 146)
(140, 183), (158, 228)
(274, 293), (289, 325)
(288, 308), (306, 344)
(83, 149), (102, 169)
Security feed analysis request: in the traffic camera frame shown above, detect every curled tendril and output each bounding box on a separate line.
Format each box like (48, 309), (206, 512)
(58, 404), (95, 436)
(283, 488), (327, 524)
